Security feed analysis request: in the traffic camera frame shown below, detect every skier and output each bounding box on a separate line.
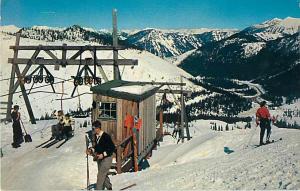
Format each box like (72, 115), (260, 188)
(51, 110), (64, 140)
(62, 113), (73, 139)
(256, 101), (272, 145)
(86, 120), (115, 190)
(172, 121), (179, 138)
(11, 105), (23, 148)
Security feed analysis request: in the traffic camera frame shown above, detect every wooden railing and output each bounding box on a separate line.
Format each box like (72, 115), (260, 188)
(115, 133), (138, 174)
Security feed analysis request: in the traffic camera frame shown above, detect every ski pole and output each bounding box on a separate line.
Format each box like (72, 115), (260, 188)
(87, 153), (90, 190)
(20, 119), (28, 135)
(85, 135), (90, 190)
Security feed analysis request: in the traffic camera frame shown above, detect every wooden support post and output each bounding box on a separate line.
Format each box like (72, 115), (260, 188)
(159, 110), (163, 141)
(180, 76), (185, 143)
(112, 9), (121, 80)
(62, 43), (67, 67)
(61, 82), (64, 111)
(6, 33), (21, 122)
(116, 145), (122, 174)
(132, 129), (139, 172)
(89, 50), (109, 82)
(15, 64), (36, 124)
(44, 50), (59, 70)
(183, 99), (191, 140)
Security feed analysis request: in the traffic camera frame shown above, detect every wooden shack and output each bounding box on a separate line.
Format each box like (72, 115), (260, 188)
(90, 80), (160, 172)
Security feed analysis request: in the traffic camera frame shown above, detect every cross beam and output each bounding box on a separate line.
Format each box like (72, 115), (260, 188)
(8, 58), (138, 66)
(157, 89), (191, 94)
(9, 45), (126, 51)
(131, 81), (186, 86)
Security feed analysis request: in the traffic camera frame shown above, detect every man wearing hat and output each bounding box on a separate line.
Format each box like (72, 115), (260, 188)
(256, 101), (272, 145)
(86, 120), (115, 190)
(11, 105), (23, 148)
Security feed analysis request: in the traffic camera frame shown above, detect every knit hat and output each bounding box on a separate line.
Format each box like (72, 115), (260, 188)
(260, 101), (266, 107)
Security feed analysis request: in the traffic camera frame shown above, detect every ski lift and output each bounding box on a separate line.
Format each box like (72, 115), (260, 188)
(71, 51), (102, 97)
(24, 58), (55, 85)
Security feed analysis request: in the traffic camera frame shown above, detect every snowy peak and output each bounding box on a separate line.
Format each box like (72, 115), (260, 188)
(260, 18), (282, 26)
(245, 17), (300, 41)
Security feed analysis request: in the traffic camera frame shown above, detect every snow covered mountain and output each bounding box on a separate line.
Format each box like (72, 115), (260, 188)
(125, 28), (237, 58)
(244, 17), (300, 41)
(1, 25), (237, 58)
(15, 25), (116, 45)
(180, 17), (300, 96)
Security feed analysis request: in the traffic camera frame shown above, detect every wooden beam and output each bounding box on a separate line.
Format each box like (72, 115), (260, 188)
(15, 64), (36, 124)
(159, 110), (163, 141)
(70, 49), (84, 60)
(8, 58), (138, 66)
(112, 9), (121, 80)
(116, 146), (122, 174)
(61, 44), (67, 67)
(44, 50), (60, 70)
(133, 81), (186, 86)
(44, 50), (58, 59)
(132, 129), (139, 172)
(6, 33), (21, 121)
(11, 64), (32, 94)
(157, 89), (191, 94)
(180, 76), (184, 143)
(89, 50), (109, 82)
(183, 98), (191, 140)
(10, 45), (126, 51)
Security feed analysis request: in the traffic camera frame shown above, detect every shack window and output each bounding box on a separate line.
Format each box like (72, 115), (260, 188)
(98, 102), (117, 120)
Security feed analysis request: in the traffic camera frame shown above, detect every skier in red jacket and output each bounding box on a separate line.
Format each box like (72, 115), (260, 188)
(256, 101), (272, 145)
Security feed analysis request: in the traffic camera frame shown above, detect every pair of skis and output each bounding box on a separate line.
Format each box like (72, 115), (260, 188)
(253, 138), (283, 148)
(35, 138), (69, 148)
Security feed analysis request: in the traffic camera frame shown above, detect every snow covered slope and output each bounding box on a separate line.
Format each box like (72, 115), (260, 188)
(1, 118), (299, 190)
(111, 120), (300, 190)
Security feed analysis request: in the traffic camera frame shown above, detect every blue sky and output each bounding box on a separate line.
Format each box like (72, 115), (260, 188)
(1, 0), (300, 29)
